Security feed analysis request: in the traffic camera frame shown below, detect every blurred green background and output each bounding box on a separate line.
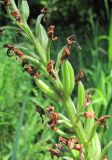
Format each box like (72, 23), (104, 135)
(0, 0), (112, 159)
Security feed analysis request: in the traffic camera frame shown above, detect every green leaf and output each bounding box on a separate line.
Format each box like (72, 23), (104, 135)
(0, 64), (4, 90)
(104, 0), (109, 20)
(108, 109), (112, 159)
(35, 14), (48, 52)
(11, 97), (28, 160)
(108, 13), (112, 67)
(101, 141), (112, 160)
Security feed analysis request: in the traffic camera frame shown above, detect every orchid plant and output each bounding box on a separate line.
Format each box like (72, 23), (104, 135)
(1, 0), (112, 159)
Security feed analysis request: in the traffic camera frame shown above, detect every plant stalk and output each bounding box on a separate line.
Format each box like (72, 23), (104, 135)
(63, 96), (96, 160)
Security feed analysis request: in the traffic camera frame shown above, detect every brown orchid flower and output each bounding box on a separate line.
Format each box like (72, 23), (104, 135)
(11, 11), (21, 22)
(49, 148), (60, 159)
(41, 7), (49, 14)
(97, 115), (110, 128)
(47, 60), (56, 79)
(84, 91), (91, 107)
(84, 111), (95, 119)
(75, 69), (84, 83)
(48, 25), (58, 41)
(4, 0), (10, 6)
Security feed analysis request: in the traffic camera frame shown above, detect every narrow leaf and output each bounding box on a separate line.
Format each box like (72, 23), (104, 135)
(108, 108), (112, 159)
(11, 97), (28, 160)
(108, 13), (112, 67)
(101, 141), (112, 160)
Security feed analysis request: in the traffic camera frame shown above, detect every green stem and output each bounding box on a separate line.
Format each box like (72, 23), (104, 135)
(63, 97), (87, 143)
(63, 96), (96, 160)
(75, 113), (83, 124)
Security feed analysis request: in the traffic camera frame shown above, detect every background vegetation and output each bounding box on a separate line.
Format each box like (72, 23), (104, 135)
(0, 0), (112, 159)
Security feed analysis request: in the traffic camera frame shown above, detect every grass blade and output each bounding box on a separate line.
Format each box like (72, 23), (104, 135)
(11, 97), (28, 160)
(108, 13), (112, 68)
(108, 106), (112, 159)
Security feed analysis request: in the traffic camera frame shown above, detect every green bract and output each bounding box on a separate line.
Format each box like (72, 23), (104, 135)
(61, 60), (75, 97)
(77, 81), (85, 113)
(35, 79), (59, 100)
(35, 14), (48, 53)
(18, 0), (30, 21)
